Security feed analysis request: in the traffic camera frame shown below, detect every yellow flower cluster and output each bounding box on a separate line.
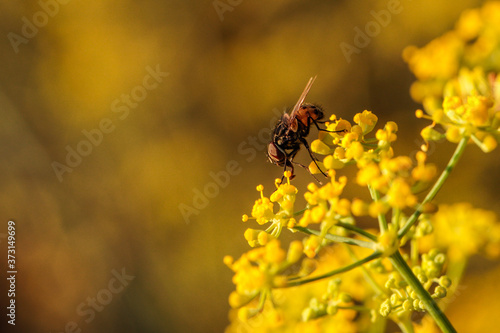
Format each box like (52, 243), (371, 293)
(226, 5), (500, 331)
(419, 203), (500, 261)
(299, 171), (349, 231)
(404, 2), (500, 150)
(244, 172), (298, 244)
(313, 111), (436, 215)
(225, 245), (368, 333)
(224, 240), (303, 315)
(380, 250), (451, 318)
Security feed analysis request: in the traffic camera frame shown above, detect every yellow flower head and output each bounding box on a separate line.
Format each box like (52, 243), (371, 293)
(419, 203), (500, 261)
(251, 185), (275, 225)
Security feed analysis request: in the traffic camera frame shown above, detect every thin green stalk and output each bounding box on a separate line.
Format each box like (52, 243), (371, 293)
(410, 238), (419, 266)
(293, 226), (376, 250)
(398, 137), (468, 238)
(389, 251), (456, 333)
(396, 318), (415, 333)
(368, 185), (388, 232)
(392, 207), (401, 230)
(285, 251), (382, 287)
(336, 222), (378, 241)
(345, 245), (387, 296)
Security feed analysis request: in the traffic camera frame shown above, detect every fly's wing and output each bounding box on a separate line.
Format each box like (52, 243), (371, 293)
(290, 76), (317, 121)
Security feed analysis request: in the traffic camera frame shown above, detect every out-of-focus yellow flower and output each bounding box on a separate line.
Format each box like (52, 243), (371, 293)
(304, 235), (322, 258)
(412, 151), (437, 182)
(404, 2), (500, 151)
(226, 245), (369, 333)
(419, 203), (500, 261)
(386, 178), (417, 209)
(403, 32), (463, 82)
(414, 316), (441, 333)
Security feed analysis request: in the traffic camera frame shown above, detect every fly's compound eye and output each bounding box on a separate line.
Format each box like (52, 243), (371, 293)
(267, 143), (279, 160)
(267, 142), (285, 165)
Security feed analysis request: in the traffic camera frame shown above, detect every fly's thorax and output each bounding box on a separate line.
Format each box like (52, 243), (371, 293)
(297, 103), (324, 127)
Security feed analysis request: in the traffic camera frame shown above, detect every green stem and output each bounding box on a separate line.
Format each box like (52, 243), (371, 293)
(345, 245), (387, 296)
(398, 137), (468, 238)
(410, 238), (419, 266)
(336, 222), (378, 241)
(293, 226), (376, 250)
(396, 318), (415, 333)
(368, 185), (388, 232)
(285, 251), (382, 287)
(389, 251), (456, 333)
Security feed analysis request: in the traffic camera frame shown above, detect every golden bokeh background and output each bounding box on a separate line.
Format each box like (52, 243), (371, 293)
(1, 0), (499, 332)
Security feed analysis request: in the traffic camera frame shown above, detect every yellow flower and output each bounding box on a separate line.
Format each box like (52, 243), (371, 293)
(251, 185), (275, 225)
(403, 32), (462, 82)
(411, 151), (437, 182)
(351, 198), (369, 216)
(356, 163), (380, 187)
(386, 178), (417, 209)
(304, 235), (322, 258)
(353, 110), (378, 134)
(455, 8), (483, 41)
(419, 203), (500, 261)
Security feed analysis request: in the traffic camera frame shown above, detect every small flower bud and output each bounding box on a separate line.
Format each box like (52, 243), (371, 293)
(433, 286), (447, 298)
(327, 279), (341, 294)
(326, 304), (338, 315)
(439, 276), (452, 288)
(339, 292), (352, 303)
(390, 293), (399, 305)
(385, 277), (396, 289)
(380, 299), (392, 317)
(403, 299), (413, 311)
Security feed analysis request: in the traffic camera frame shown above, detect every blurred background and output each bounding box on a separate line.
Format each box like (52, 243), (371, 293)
(1, 0), (499, 332)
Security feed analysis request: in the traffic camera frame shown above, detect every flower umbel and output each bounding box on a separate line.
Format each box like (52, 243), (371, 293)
(226, 3), (500, 332)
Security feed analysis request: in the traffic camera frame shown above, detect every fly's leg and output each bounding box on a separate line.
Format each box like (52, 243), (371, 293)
(292, 161), (324, 185)
(299, 137), (328, 178)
